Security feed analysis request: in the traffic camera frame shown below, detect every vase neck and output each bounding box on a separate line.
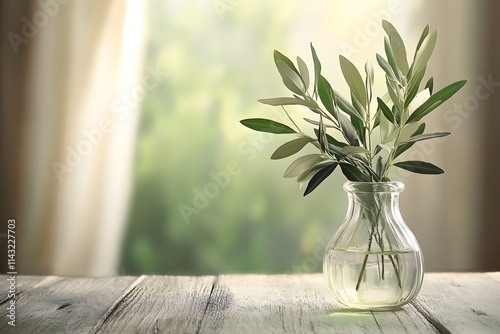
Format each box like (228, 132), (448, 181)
(344, 182), (404, 221)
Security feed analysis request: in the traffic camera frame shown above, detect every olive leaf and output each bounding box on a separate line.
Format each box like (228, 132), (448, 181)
(313, 128), (348, 147)
(393, 161), (444, 174)
(394, 123), (426, 158)
(271, 137), (313, 160)
(318, 75), (336, 118)
(377, 97), (395, 124)
(340, 163), (369, 181)
(384, 36), (402, 82)
(339, 55), (367, 108)
(382, 20), (409, 75)
(304, 118), (335, 128)
(258, 97), (318, 109)
(376, 53), (398, 81)
(399, 131), (450, 144)
(240, 118), (296, 134)
(365, 62), (374, 104)
(407, 80), (468, 123)
(297, 56), (310, 90)
(243, 21), (466, 196)
(310, 43), (322, 97)
(405, 70), (426, 110)
(425, 77), (434, 95)
(333, 90), (363, 121)
(275, 61), (306, 96)
(303, 162), (338, 196)
(411, 28), (438, 77)
(283, 154), (325, 178)
(274, 50), (299, 75)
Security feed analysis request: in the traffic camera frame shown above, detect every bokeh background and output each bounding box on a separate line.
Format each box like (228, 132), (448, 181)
(1, 0), (499, 276)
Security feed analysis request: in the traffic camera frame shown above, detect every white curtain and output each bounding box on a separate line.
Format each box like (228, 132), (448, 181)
(1, 0), (146, 276)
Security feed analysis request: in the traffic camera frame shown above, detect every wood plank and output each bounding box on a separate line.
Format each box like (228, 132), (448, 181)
(197, 274), (437, 333)
(0, 275), (58, 303)
(486, 272), (500, 284)
(92, 275), (215, 333)
(0, 275), (136, 333)
(413, 272), (500, 333)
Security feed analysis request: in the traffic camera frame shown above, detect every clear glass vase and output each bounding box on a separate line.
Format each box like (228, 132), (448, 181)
(323, 181), (424, 310)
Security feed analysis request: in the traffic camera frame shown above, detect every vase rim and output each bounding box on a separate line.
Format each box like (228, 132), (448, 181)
(344, 181), (405, 193)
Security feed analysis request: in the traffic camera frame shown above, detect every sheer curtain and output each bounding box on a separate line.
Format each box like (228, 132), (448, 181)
(0, 0), (146, 276)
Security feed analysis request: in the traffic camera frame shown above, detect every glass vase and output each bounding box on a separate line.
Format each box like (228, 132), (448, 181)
(323, 181), (424, 310)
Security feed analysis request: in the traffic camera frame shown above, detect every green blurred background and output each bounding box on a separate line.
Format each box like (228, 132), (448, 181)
(119, 0), (482, 275)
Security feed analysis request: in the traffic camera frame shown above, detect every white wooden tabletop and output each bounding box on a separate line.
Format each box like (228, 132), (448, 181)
(0, 272), (499, 333)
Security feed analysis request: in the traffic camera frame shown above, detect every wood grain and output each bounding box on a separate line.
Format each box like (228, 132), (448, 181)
(0, 275), (136, 334)
(93, 275), (215, 333)
(0, 273), (498, 333)
(197, 274), (437, 333)
(414, 272), (500, 334)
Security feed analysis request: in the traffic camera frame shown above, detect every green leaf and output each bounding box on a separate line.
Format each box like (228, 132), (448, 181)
(240, 118), (296, 134)
(318, 75), (336, 117)
(271, 137), (313, 160)
(340, 163), (369, 181)
(317, 115), (329, 153)
(341, 146), (370, 155)
(258, 97), (319, 109)
(415, 24), (430, 53)
(386, 79), (401, 111)
(350, 115), (366, 148)
(303, 163), (338, 196)
(395, 123), (420, 144)
(274, 50), (299, 75)
(379, 112), (394, 143)
(351, 93), (365, 119)
(310, 43), (322, 96)
(384, 37), (402, 82)
(376, 53), (397, 81)
(393, 161), (444, 174)
(394, 123), (426, 158)
(407, 80), (468, 123)
(377, 143), (392, 153)
(332, 90), (363, 121)
(338, 112), (359, 146)
(425, 77), (434, 95)
(276, 61), (306, 96)
(313, 129), (348, 147)
(283, 154), (324, 178)
(407, 24), (429, 81)
(400, 131), (450, 144)
(412, 28), (438, 76)
(297, 56), (310, 90)
(404, 66), (427, 109)
(382, 20), (409, 75)
(377, 97), (395, 124)
(328, 144), (345, 158)
(296, 162), (329, 183)
(365, 62), (374, 104)
(376, 156), (384, 179)
(304, 118), (335, 128)
(339, 55), (367, 107)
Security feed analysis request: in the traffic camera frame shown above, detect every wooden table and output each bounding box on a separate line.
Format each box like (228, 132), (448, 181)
(0, 273), (499, 333)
